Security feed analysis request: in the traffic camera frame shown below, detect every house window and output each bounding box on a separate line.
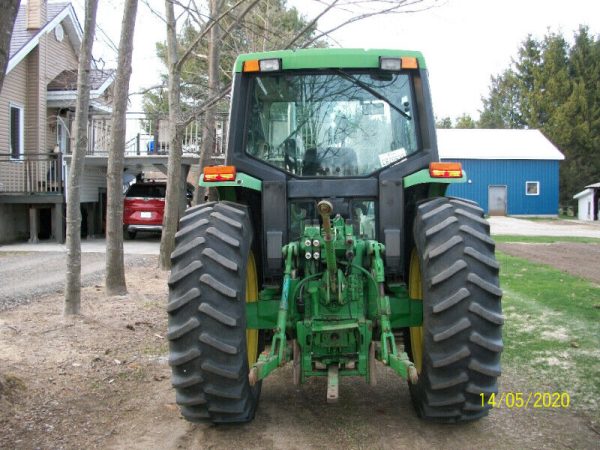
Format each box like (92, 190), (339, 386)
(9, 104), (24, 159)
(526, 181), (539, 196)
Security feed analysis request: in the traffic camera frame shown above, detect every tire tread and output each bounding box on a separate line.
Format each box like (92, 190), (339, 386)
(167, 201), (261, 423)
(409, 197), (503, 423)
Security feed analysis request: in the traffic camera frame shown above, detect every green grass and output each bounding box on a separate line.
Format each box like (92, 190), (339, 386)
(498, 251), (600, 416)
(558, 214), (578, 220)
(494, 235), (600, 244)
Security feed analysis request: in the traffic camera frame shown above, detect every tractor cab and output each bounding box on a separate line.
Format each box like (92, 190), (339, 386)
(221, 49), (456, 282)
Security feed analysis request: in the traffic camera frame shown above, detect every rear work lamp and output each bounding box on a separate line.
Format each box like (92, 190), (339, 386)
(203, 165), (237, 182)
(379, 56), (419, 71)
(429, 162), (463, 178)
(259, 58), (281, 71)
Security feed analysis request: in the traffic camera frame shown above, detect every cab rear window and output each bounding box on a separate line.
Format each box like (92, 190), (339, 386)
(245, 71), (419, 177)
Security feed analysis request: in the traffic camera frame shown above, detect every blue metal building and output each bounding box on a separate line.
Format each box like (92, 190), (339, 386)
(437, 129), (564, 216)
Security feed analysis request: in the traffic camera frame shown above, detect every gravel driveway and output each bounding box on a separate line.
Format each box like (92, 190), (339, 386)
(488, 216), (600, 237)
(1, 217), (598, 311)
(0, 252), (157, 311)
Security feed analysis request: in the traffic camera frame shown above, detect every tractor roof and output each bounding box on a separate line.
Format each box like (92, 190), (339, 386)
(233, 48), (427, 72)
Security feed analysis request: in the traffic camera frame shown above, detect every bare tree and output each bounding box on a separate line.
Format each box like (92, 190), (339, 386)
(64, 0), (99, 315)
(157, 0), (436, 270)
(180, 0), (437, 125)
(159, 0), (257, 269)
(0, 0), (21, 93)
(195, 0), (222, 204)
(159, 0), (184, 270)
(105, 0), (139, 296)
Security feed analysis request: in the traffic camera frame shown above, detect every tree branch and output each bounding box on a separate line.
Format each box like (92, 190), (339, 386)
(141, 0), (167, 24)
(285, 0), (339, 49)
(176, 0), (248, 70)
(302, 0), (432, 48)
(159, 0), (440, 129)
(130, 83), (167, 96)
(218, 0), (261, 46)
(182, 85), (231, 127)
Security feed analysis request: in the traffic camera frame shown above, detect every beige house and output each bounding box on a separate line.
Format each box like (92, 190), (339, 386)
(0, 2), (220, 245)
(0, 0), (114, 243)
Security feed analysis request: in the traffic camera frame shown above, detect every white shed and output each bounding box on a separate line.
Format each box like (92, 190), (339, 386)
(573, 182), (600, 221)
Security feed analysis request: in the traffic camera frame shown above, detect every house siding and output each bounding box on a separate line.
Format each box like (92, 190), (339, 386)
(444, 159), (560, 215)
(0, 60), (27, 152)
(80, 166), (107, 203)
(45, 23), (78, 151)
(44, 20), (78, 80)
(0, 61), (28, 191)
(25, 44), (48, 154)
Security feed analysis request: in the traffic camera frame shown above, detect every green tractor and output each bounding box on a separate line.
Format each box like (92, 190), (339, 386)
(167, 48), (503, 424)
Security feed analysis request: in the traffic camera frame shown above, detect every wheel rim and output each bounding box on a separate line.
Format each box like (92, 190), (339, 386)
(246, 252), (259, 367)
(408, 249), (424, 374)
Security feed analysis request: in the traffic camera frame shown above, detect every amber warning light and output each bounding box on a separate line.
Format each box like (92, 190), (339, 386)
(429, 162), (463, 178)
(203, 165), (237, 182)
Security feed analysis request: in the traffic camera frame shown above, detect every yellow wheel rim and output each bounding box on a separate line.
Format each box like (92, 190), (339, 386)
(246, 252), (259, 367)
(408, 249), (424, 374)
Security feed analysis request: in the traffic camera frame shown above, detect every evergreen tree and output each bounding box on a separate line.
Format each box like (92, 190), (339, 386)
(479, 28), (600, 205)
(454, 113), (476, 129)
(513, 35), (542, 127)
(479, 70), (524, 128)
(436, 116), (453, 128)
(568, 27), (600, 195)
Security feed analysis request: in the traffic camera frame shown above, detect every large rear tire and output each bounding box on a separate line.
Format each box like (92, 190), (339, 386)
(167, 201), (262, 423)
(407, 197), (503, 422)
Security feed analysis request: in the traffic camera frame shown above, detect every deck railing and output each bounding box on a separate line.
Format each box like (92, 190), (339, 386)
(84, 113), (228, 160)
(0, 114), (228, 196)
(0, 153), (63, 195)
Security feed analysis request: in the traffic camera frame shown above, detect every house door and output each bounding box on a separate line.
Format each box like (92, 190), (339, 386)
(488, 185), (507, 216)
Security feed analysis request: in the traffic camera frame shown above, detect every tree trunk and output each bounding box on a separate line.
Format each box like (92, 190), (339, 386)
(159, 0), (184, 270)
(194, 0), (221, 204)
(64, 0), (98, 315)
(0, 0), (20, 93)
(105, 0), (138, 296)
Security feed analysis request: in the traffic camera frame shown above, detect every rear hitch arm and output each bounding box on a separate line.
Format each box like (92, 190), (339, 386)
(368, 241), (418, 384)
(249, 242), (297, 385)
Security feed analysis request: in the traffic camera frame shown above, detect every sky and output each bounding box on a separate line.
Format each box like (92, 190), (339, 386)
(75, 0), (600, 120)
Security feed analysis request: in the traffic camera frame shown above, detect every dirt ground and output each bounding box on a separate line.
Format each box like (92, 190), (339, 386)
(497, 242), (600, 284)
(1, 258), (600, 449)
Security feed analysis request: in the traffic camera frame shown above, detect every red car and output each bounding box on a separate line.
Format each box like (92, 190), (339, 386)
(123, 181), (166, 239)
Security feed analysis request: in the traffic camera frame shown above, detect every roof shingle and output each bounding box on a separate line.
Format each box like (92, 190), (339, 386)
(10, 2), (70, 59)
(48, 68), (115, 92)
